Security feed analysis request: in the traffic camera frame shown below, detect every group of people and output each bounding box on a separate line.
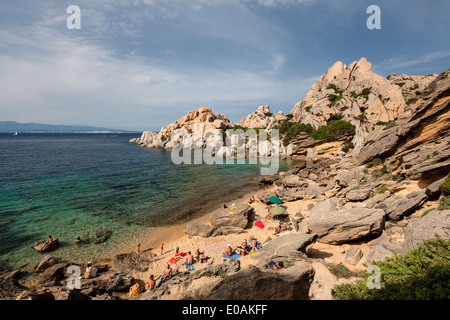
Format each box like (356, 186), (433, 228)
(222, 235), (262, 257)
(270, 222), (292, 235)
(143, 245), (210, 292)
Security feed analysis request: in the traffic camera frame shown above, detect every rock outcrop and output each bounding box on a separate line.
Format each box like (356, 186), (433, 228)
(238, 105), (287, 129)
(130, 107), (235, 149)
(308, 207), (385, 244)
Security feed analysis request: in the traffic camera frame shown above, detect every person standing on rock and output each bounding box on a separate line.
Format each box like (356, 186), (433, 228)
(136, 244), (141, 263)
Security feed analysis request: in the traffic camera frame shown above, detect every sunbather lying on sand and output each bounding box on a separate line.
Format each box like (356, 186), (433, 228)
(265, 260), (284, 270)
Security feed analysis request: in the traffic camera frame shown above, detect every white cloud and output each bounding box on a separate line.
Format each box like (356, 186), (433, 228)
(374, 50), (450, 73)
(0, 22), (311, 131)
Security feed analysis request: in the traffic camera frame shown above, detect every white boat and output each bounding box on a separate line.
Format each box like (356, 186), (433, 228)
(13, 132), (18, 136)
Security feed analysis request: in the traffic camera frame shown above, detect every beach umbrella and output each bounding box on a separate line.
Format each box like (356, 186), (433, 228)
(269, 206), (286, 215)
(268, 196), (283, 204)
(289, 215), (299, 232)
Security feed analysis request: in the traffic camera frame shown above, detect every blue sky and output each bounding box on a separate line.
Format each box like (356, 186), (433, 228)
(0, 0), (449, 131)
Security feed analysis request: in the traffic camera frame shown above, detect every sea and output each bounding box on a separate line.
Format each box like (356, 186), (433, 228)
(0, 133), (294, 272)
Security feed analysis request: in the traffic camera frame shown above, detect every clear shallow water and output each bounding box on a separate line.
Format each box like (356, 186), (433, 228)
(0, 133), (294, 272)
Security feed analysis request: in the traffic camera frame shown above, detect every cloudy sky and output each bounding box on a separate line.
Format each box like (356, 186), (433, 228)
(1, 0), (449, 131)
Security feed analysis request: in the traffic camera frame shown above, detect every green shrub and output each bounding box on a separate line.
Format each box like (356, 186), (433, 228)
(328, 94), (343, 106)
(438, 196), (450, 211)
(326, 263), (361, 279)
(332, 236), (450, 300)
(406, 97), (419, 105)
(439, 176), (450, 195)
(342, 141), (354, 153)
(310, 120), (355, 141)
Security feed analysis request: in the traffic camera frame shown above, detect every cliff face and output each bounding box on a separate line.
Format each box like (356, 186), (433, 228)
(289, 58), (438, 150)
(355, 69), (450, 180)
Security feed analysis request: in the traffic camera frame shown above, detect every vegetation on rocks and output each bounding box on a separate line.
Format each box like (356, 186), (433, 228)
(277, 119), (355, 146)
(439, 176), (450, 195)
(332, 236), (450, 300)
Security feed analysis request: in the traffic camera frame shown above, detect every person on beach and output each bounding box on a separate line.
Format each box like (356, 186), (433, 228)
(161, 264), (172, 282)
(265, 260), (284, 270)
(85, 262), (97, 279)
(195, 248), (208, 263)
(75, 237), (82, 244)
(136, 244), (141, 263)
(186, 251), (194, 265)
(175, 246), (180, 256)
(223, 244), (233, 256)
(146, 275), (156, 291)
(45, 235), (54, 246)
(160, 243), (164, 256)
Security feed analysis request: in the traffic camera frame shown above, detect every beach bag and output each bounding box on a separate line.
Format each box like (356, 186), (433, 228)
(130, 283), (141, 296)
(84, 270), (91, 279)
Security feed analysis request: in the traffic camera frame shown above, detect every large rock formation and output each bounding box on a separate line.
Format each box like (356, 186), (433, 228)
(290, 58), (439, 152)
(355, 69), (450, 175)
(130, 107), (235, 149)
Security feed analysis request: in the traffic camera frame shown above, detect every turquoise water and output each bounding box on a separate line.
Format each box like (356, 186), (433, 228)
(0, 133), (293, 272)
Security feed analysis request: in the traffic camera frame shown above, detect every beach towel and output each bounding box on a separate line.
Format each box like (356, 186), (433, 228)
(222, 253), (242, 260)
(185, 261), (195, 271)
(177, 252), (187, 257)
(169, 256), (181, 264)
(254, 221), (264, 229)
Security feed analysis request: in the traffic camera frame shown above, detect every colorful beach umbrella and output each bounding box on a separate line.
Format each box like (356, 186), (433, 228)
(268, 196), (283, 204)
(289, 215), (299, 232)
(269, 206), (286, 215)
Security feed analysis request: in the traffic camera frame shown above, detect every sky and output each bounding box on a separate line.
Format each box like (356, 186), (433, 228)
(0, 0), (449, 132)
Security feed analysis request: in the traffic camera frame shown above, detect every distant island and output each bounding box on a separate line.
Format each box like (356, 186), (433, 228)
(0, 121), (139, 133)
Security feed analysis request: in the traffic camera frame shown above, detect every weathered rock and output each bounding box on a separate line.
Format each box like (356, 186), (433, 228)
(112, 251), (156, 275)
(364, 245), (395, 265)
(0, 278), (28, 300)
(34, 263), (70, 287)
(402, 210), (450, 253)
(363, 191), (392, 208)
(204, 263), (315, 300)
(247, 233), (319, 268)
(184, 222), (219, 238)
(35, 255), (56, 272)
(356, 69), (450, 167)
(210, 204), (251, 231)
(308, 207), (385, 244)
(309, 198), (340, 218)
(334, 167), (366, 187)
(344, 247), (363, 265)
(282, 175), (306, 188)
(375, 190), (427, 221)
(425, 176), (447, 198)
(238, 105), (286, 129)
(346, 188), (371, 201)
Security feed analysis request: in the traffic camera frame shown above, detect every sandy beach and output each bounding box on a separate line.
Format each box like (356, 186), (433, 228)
(113, 182), (370, 296)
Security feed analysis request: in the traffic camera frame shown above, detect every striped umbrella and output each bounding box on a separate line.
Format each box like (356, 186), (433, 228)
(269, 206), (286, 215)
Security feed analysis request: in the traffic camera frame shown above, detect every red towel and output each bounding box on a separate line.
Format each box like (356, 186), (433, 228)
(169, 257), (181, 264)
(177, 252), (187, 257)
(255, 221), (264, 229)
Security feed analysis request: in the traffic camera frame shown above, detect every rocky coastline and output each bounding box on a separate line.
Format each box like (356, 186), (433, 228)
(1, 58), (449, 300)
